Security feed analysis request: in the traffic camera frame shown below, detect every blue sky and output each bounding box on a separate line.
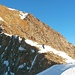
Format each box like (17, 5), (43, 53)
(0, 0), (75, 44)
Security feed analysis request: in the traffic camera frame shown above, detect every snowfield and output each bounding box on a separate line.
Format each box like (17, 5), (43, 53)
(37, 63), (75, 75)
(25, 39), (75, 63)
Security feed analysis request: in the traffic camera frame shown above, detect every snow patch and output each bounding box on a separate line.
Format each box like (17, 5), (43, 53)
(27, 67), (30, 70)
(5, 46), (8, 50)
(4, 33), (12, 37)
(18, 63), (26, 69)
(18, 37), (22, 43)
(30, 54), (39, 71)
(25, 39), (38, 46)
(31, 49), (35, 53)
(19, 46), (25, 50)
(19, 11), (28, 20)
(1, 52), (5, 58)
(3, 60), (9, 66)
(8, 7), (16, 11)
(4, 72), (8, 75)
(10, 72), (14, 75)
(8, 67), (10, 71)
(0, 17), (4, 21)
(38, 45), (75, 63)
(13, 35), (18, 39)
(3, 32), (22, 43)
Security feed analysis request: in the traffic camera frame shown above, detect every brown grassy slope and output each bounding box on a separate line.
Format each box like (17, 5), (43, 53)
(0, 5), (27, 38)
(25, 14), (75, 58)
(0, 5), (75, 59)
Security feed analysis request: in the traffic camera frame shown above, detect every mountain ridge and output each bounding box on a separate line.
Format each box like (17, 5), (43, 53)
(0, 5), (75, 75)
(0, 5), (75, 58)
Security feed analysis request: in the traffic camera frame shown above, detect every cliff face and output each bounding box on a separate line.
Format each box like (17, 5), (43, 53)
(0, 32), (65, 75)
(0, 5), (75, 75)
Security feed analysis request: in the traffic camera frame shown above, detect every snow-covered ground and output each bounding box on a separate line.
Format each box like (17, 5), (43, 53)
(25, 39), (75, 63)
(37, 63), (75, 75)
(61, 67), (75, 75)
(4, 33), (12, 37)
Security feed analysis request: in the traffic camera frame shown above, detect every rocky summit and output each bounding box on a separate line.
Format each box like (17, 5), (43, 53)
(0, 5), (75, 75)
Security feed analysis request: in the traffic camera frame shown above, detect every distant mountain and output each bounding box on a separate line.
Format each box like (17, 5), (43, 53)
(0, 5), (75, 75)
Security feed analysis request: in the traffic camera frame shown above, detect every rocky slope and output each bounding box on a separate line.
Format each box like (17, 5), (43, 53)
(0, 5), (75, 75)
(0, 32), (65, 75)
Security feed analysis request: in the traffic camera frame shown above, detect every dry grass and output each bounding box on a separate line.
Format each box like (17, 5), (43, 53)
(45, 52), (66, 64)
